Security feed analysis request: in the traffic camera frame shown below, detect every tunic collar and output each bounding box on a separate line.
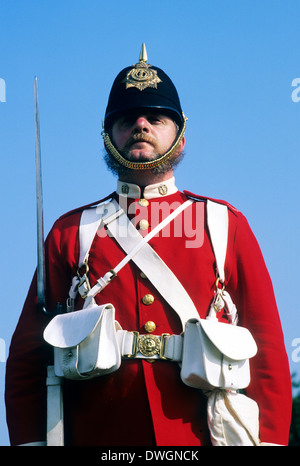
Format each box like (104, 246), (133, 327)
(117, 176), (178, 200)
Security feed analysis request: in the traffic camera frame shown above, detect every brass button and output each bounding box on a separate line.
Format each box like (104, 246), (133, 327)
(158, 184), (168, 196)
(138, 219), (149, 230)
(140, 271), (147, 279)
(138, 198), (149, 207)
(121, 184), (129, 194)
(144, 321), (156, 333)
(142, 294), (154, 305)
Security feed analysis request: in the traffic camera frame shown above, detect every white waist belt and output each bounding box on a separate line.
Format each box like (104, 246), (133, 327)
(117, 330), (183, 361)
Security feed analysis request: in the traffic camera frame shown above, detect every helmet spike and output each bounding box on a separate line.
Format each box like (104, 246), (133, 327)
(139, 43), (148, 63)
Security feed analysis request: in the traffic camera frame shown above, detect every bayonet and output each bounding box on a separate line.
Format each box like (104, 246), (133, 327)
(34, 76), (47, 314)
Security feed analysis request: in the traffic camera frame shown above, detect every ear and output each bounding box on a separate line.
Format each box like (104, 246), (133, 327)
(178, 135), (185, 154)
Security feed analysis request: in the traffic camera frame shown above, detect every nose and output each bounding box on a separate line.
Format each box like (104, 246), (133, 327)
(133, 116), (150, 133)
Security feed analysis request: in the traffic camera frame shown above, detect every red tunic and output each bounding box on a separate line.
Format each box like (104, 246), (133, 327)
(5, 182), (292, 446)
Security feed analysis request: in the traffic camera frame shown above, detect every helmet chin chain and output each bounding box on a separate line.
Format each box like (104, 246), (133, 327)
(102, 114), (187, 171)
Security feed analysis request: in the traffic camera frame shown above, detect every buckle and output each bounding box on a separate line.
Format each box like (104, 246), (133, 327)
(159, 334), (170, 360)
(125, 331), (139, 358)
(77, 274), (91, 299)
(139, 334), (161, 357)
(77, 261), (91, 299)
(124, 332), (170, 359)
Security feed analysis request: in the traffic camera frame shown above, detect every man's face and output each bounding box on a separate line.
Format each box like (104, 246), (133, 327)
(111, 111), (181, 163)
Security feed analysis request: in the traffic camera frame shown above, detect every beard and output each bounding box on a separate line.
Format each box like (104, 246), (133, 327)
(103, 131), (185, 177)
(103, 148), (185, 178)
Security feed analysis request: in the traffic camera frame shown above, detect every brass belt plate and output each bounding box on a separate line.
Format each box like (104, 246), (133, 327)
(137, 334), (161, 357)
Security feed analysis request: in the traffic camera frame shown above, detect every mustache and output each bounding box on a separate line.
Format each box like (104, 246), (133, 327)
(124, 133), (157, 150)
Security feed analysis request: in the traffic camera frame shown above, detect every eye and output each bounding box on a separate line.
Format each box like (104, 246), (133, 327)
(148, 115), (163, 124)
(119, 116), (134, 128)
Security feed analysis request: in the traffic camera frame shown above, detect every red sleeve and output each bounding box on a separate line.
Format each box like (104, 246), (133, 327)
(226, 211), (292, 445)
(5, 214), (80, 445)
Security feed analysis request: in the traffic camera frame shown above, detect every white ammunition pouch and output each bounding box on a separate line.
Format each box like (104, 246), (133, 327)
(181, 317), (257, 391)
(44, 304), (121, 380)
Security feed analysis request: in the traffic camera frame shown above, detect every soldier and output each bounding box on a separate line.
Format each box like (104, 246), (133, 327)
(5, 44), (292, 446)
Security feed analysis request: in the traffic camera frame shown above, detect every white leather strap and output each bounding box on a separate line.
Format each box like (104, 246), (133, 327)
(206, 200), (228, 284)
(117, 331), (183, 361)
(79, 203), (105, 265)
(46, 366), (64, 446)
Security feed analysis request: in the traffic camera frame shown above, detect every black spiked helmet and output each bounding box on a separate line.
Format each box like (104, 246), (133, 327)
(103, 44), (187, 171)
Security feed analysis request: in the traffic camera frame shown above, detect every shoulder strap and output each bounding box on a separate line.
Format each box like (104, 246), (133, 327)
(206, 200), (228, 284)
(78, 203), (105, 266)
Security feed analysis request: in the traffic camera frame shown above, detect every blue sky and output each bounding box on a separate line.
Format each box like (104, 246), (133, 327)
(1, 0), (300, 445)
